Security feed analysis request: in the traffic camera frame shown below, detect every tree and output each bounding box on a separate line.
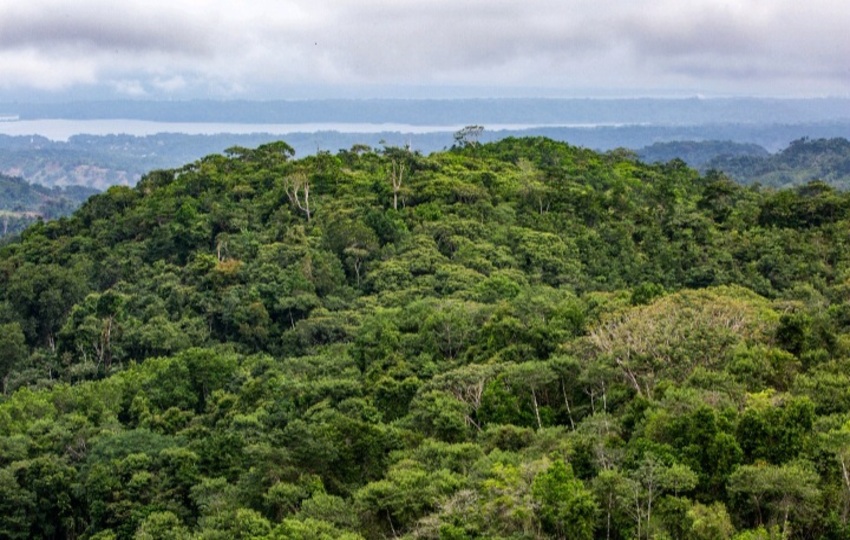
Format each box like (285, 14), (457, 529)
(5, 261), (90, 349)
(196, 508), (272, 539)
(728, 462), (820, 536)
(820, 424), (850, 524)
(255, 141), (296, 165)
(517, 158), (552, 215)
(736, 395), (814, 464)
(58, 291), (127, 375)
(687, 502), (736, 540)
(8, 456), (79, 539)
(585, 287), (776, 399)
(409, 390), (470, 443)
(619, 454), (698, 540)
(285, 171), (312, 222)
(0, 322), (27, 394)
(479, 460), (541, 537)
(355, 459), (461, 536)
(431, 364), (499, 432)
(382, 146), (413, 210)
(0, 467), (35, 540)
(453, 125), (484, 148)
(532, 459), (598, 540)
(502, 361), (558, 430)
(324, 218), (379, 287)
(134, 511), (191, 540)
(592, 469), (630, 540)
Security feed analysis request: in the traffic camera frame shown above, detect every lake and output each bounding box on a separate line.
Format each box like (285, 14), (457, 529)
(0, 119), (591, 142)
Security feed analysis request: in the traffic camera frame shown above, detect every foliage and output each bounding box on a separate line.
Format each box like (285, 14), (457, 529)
(0, 136), (849, 538)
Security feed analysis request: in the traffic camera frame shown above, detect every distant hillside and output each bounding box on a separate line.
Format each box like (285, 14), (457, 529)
(637, 137), (850, 189)
(637, 140), (770, 168)
(6, 122), (850, 191)
(0, 173), (98, 237)
(3, 96), (850, 191)
(706, 137), (850, 188)
(0, 133), (297, 190)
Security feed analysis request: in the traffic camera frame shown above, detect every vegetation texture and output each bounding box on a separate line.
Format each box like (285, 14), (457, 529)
(2, 137), (850, 539)
(641, 138), (850, 189)
(705, 138), (850, 189)
(0, 173), (97, 238)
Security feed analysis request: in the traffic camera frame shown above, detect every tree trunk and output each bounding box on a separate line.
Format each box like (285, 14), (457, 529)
(561, 378), (576, 430)
(531, 387), (542, 429)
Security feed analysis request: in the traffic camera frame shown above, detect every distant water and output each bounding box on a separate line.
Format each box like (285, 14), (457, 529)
(0, 119), (603, 142)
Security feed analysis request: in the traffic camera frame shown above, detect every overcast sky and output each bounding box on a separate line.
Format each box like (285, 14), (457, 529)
(1, 0), (848, 101)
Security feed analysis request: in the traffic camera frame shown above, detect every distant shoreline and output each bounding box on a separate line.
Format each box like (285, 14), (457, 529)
(0, 119), (634, 142)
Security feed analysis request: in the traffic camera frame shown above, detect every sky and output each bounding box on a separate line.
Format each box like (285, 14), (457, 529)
(1, 0), (848, 101)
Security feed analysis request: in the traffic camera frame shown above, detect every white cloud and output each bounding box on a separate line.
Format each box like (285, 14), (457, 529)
(0, 0), (847, 98)
(0, 48), (98, 90)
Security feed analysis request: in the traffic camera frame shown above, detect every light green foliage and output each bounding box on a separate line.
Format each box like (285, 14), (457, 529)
(478, 459), (542, 537)
(271, 517), (365, 540)
(133, 511), (191, 540)
(688, 502), (736, 540)
(583, 286), (777, 398)
(196, 508), (272, 540)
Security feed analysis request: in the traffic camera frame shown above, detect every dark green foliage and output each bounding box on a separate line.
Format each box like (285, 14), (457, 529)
(736, 396), (815, 464)
(2, 137), (850, 538)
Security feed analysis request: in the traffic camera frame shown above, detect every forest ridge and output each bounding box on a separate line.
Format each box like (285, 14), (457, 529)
(2, 137), (850, 539)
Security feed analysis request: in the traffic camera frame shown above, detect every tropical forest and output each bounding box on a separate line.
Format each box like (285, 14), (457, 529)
(3, 136), (850, 539)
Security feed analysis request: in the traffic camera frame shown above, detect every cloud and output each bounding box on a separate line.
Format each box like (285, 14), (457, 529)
(0, 49), (98, 90)
(0, 1), (213, 55)
(151, 76), (188, 93)
(109, 79), (148, 97)
(0, 0), (848, 97)
(615, 0), (850, 87)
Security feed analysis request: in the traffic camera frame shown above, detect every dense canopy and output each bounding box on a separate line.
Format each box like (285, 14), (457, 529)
(2, 137), (850, 539)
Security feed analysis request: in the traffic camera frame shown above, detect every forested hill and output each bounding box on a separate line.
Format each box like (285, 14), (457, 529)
(705, 137), (850, 188)
(639, 137), (850, 189)
(3, 137), (850, 539)
(637, 140), (771, 169)
(0, 173), (98, 238)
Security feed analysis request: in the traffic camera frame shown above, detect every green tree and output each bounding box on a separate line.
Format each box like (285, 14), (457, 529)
(728, 462), (820, 536)
(0, 322), (27, 393)
(134, 511), (191, 540)
(532, 459), (598, 540)
(355, 459), (461, 536)
(0, 467), (35, 540)
(688, 502), (736, 540)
